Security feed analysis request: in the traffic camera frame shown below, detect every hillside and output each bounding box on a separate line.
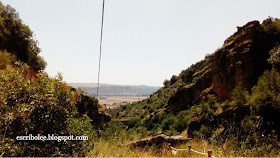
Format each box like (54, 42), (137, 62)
(107, 17), (280, 156)
(68, 83), (160, 97)
(0, 2), (109, 157)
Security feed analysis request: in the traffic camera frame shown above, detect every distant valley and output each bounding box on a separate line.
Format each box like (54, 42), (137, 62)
(68, 83), (160, 97)
(68, 83), (160, 108)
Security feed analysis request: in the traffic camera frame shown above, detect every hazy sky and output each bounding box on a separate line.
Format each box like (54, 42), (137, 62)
(2, 0), (280, 86)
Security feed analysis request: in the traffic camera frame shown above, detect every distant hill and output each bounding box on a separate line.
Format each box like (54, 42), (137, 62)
(68, 83), (160, 97)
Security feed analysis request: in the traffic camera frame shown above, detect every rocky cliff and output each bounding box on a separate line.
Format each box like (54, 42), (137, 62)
(168, 20), (279, 114)
(108, 18), (280, 141)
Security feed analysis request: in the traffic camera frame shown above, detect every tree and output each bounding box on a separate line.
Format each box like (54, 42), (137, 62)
(231, 83), (249, 106)
(251, 69), (280, 134)
(0, 2), (46, 70)
(170, 75), (178, 84)
(251, 69), (280, 112)
(268, 44), (280, 70)
(163, 79), (169, 87)
(262, 17), (280, 36)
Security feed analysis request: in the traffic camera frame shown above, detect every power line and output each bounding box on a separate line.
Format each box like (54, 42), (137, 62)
(97, 0), (105, 100)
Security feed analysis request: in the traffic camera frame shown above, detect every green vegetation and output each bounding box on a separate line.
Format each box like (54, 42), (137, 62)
(1, 1), (280, 156)
(261, 17), (280, 38)
(268, 44), (280, 69)
(107, 53), (211, 136)
(105, 17), (280, 157)
(0, 2), (106, 156)
(0, 50), (15, 69)
(0, 2), (46, 70)
(106, 67), (280, 156)
(231, 83), (249, 106)
(250, 69), (280, 134)
(0, 62), (98, 156)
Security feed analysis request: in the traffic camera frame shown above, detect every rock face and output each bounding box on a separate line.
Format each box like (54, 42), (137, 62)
(168, 20), (278, 114)
(211, 21), (273, 100)
(169, 69), (212, 114)
(129, 134), (191, 149)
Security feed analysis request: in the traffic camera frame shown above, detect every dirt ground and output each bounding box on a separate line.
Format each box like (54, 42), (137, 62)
(99, 96), (147, 109)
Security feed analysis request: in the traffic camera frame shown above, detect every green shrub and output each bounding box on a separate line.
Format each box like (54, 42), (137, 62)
(199, 96), (219, 139)
(251, 69), (280, 112)
(170, 75), (178, 85)
(146, 120), (155, 131)
(127, 119), (141, 129)
(174, 111), (190, 132)
(101, 121), (125, 142)
(0, 63), (95, 156)
(121, 105), (127, 110)
(199, 125), (213, 139)
(163, 79), (169, 87)
(160, 114), (176, 132)
(250, 69), (280, 134)
(0, 50), (16, 69)
(231, 83), (249, 106)
(268, 44), (280, 69)
(148, 107), (155, 113)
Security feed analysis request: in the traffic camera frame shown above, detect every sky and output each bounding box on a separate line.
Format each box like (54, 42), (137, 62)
(2, 0), (280, 86)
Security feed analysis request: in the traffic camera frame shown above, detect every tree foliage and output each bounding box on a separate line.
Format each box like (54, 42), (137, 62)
(251, 70), (280, 112)
(262, 17), (280, 37)
(0, 50), (15, 69)
(0, 2), (46, 70)
(0, 63), (95, 156)
(268, 44), (280, 70)
(231, 83), (249, 106)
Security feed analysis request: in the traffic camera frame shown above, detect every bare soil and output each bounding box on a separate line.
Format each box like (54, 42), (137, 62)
(99, 96), (147, 109)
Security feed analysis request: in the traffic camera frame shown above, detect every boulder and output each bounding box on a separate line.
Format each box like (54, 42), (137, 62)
(129, 134), (191, 149)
